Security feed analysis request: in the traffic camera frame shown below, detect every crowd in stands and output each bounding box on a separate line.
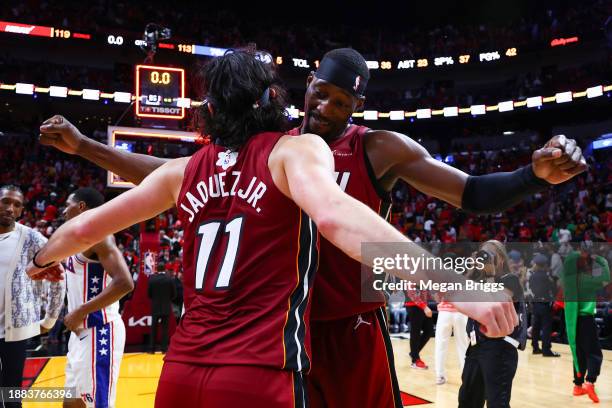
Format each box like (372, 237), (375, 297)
(365, 57), (612, 111)
(2, 1), (612, 113)
(1, 52), (610, 116)
(390, 143), (612, 247)
(0, 56), (133, 94)
(3, 119), (610, 269)
(2, 113), (610, 349)
(2, 2), (610, 360)
(2, 1), (609, 60)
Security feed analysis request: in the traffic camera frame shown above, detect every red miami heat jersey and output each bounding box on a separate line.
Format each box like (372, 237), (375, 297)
(166, 132), (319, 372)
(289, 125), (391, 320)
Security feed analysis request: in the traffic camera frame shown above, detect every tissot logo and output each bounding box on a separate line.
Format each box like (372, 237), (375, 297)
(332, 150), (352, 157)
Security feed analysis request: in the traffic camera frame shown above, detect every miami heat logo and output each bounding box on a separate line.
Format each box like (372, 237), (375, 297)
(216, 150), (238, 170)
(353, 75), (361, 92)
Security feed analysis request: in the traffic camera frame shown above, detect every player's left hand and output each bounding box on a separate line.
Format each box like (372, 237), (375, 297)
(64, 309), (86, 333)
(532, 135), (587, 184)
(27, 262), (64, 282)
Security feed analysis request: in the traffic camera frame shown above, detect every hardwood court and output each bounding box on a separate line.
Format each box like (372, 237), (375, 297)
(392, 336), (611, 407)
(23, 338), (610, 407)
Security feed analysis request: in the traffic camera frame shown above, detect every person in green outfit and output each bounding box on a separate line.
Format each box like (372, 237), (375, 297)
(561, 242), (610, 403)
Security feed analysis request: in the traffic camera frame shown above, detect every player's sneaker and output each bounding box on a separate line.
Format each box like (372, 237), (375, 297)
(583, 382), (599, 403)
(411, 359), (428, 369)
(573, 385), (587, 396)
(436, 376), (446, 385)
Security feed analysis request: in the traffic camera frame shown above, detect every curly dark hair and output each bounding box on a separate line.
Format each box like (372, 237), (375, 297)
(71, 187), (105, 209)
(197, 50), (290, 150)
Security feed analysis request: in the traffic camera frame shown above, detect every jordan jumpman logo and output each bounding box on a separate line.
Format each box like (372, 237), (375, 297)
(354, 314), (372, 330)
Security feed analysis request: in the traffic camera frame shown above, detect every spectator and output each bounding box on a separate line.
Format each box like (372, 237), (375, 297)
(561, 244), (610, 403)
(406, 290), (434, 370)
(550, 245), (564, 279)
(508, 250), (528, 288)
(434, 300), (469, 385)
(529, 254), (560, 357)
(147, 263), (177, 353)
(172, 271), (183, 320)
(0, 185), (65, 408)
(388, 291), (408, 333)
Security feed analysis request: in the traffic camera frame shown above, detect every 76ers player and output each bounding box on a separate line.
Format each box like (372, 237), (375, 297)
(33, 50), (517, 407)
(61, 188), (134, 408)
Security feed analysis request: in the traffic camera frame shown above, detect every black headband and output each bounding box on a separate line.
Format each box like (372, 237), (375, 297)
(315, 57), (368, 97)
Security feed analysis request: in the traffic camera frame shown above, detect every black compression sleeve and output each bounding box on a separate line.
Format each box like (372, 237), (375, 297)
(461, 164), (550, 215)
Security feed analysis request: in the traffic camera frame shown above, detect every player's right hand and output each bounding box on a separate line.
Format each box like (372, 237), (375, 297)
(452, 300), (518, 338)
(39, 115), (85, 154)
(27, 262), (64, 282)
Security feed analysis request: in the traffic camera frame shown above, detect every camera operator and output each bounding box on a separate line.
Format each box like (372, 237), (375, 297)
(458, 240), (527, 408)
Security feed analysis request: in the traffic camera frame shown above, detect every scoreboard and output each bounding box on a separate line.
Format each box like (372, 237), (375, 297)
(135, 65), (185, 120)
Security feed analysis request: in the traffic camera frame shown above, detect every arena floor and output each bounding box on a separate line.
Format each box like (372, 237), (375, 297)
(23, 338), (610, 407)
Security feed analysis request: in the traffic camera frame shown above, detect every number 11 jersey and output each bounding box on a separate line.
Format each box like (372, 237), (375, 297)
(167, 132), (319, 372)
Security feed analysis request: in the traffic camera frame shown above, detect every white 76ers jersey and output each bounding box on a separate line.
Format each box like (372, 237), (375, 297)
(65, 253), (120, 329)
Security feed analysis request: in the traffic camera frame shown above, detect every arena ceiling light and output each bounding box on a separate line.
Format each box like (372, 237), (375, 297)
(555, 91), (572, 103)
(470, 105), (486, 115)
(526, 96), (542, 108)
(363, 110), (378, 120)
(3, 81), (611, 121)
(176, 97), (191, 108)
(443, 106), (458, 117)
(389, 110), (404, 120)
(586, 85), (603, 98)
(82, 89), (100, 100)
(49, 86), (68, 98)
(15, 83), (34, 95)
(498, 101), (514, 112)
(113, 92), (132, 103)
(416, 109), (431, 119)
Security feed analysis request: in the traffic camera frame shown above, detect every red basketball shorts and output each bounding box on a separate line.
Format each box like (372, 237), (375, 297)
(307, 307), (403, 408)
(155, 362), (307, 408)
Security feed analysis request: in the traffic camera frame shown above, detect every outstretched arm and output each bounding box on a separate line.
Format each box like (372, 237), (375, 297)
(365, 130), (587, 214)
(271, 134), (409, 261)
(271, 133), (518, 337)
(39, 115), (167, 184)
(28, 157), (187, 272)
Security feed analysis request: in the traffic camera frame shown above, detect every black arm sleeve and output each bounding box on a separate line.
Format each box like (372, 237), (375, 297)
(461, 164), (550, 214)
